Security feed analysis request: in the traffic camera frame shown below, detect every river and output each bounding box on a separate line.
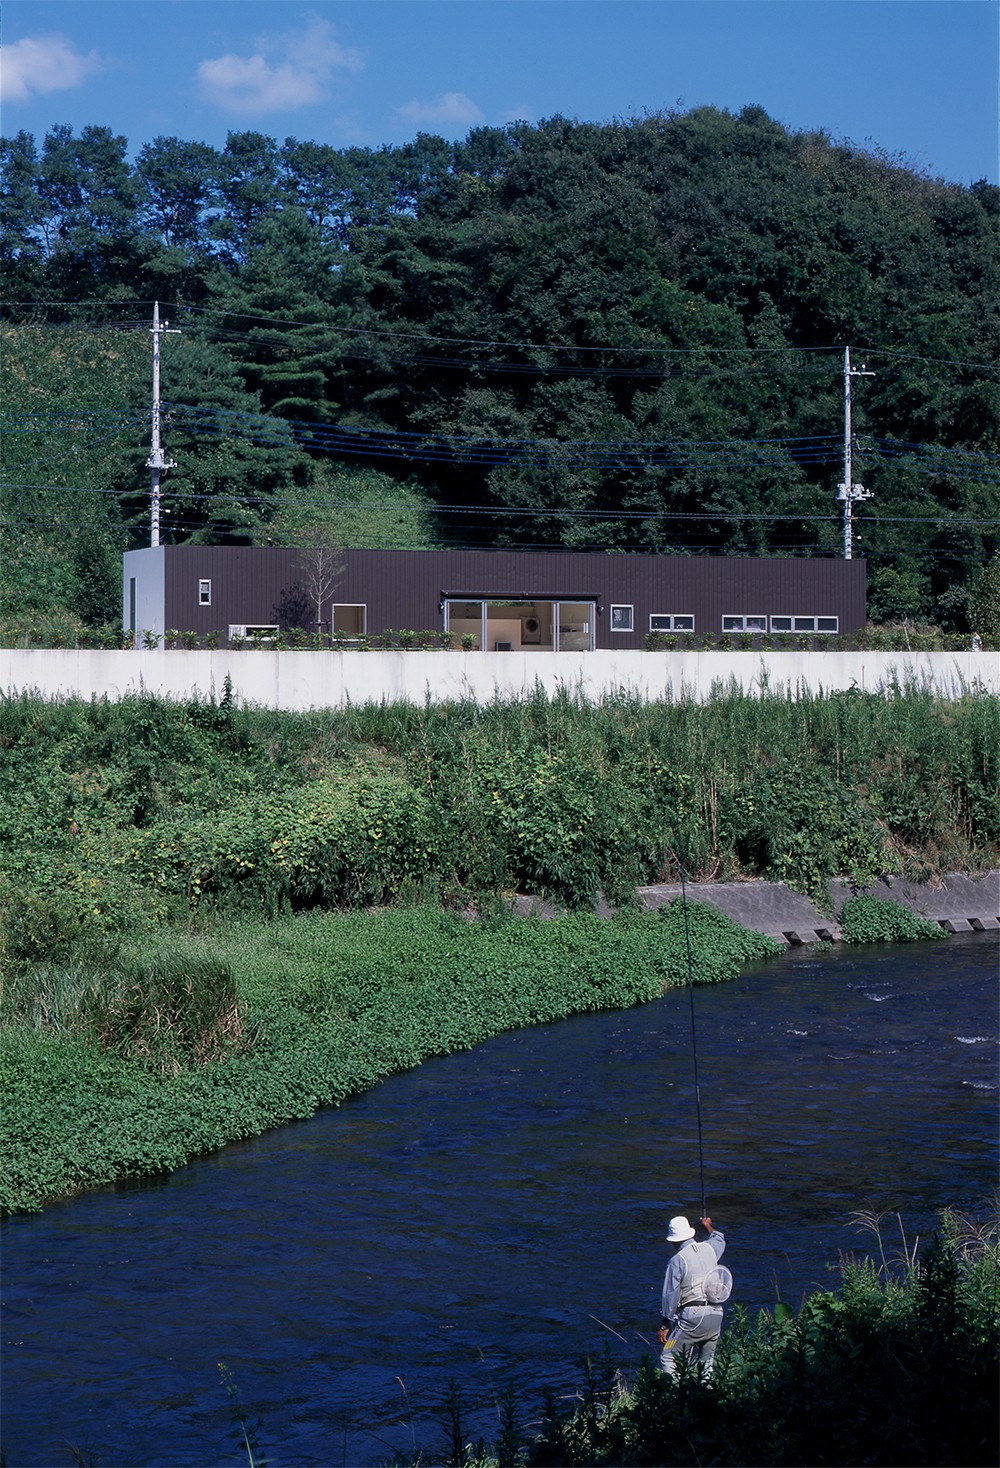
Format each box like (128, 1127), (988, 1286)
(2, 932), (997, 1467)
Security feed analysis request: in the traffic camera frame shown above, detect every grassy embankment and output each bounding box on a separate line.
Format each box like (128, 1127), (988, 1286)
(1, 684), (995, 1213)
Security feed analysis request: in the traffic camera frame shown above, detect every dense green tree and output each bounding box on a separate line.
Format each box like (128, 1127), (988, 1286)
(971, 551), (1000, 637)
(135, 136), (219, 252)
(0, 131), (46, 300)
(151, 327), (313, 543)
(70, 512), (124, 624)
(207, 206), (370, 422)
(33, 125), (151, 299)
(210, 130), (283, 266)
(2, 107), (996, 624)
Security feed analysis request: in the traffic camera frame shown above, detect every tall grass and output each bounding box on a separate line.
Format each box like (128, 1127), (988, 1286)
(1, 685), (996, 932)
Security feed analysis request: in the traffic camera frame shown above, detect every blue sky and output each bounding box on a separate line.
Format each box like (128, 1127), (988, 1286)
(2, 1), (997, 185)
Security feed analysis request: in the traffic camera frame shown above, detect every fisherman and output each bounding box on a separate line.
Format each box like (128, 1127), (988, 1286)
(657, 1214), (727, 1379)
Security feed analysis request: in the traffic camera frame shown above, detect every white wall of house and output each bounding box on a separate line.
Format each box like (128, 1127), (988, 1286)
(1, 649), (996, 709)
(123, 547), (165, 636)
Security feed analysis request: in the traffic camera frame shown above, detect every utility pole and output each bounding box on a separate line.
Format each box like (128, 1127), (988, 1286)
(147, 301), (179, 547)
(836, 346), (874, 559)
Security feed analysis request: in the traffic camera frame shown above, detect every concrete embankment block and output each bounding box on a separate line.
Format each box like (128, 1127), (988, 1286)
(638, 871), (1000, 945)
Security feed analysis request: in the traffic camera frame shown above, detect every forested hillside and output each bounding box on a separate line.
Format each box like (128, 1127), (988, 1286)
(2, 107), (997, 630)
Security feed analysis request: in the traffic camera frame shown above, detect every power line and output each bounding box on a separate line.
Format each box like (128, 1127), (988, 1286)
(4, 484), (997, 530)
(5, 407), (997, 485)
(4, 304), (996, 373)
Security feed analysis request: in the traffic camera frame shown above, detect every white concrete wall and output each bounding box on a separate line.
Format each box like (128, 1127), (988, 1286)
(1, 648), (997, 709)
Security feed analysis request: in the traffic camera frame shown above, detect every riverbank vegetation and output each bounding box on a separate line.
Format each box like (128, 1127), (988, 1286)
(2, 683), (996, 1212)
(390, 1209), (998, 1468)
(0, 903), (780, 1214)
(2, 684), (997, 930)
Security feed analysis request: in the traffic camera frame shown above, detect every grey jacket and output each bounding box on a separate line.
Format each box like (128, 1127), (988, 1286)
(661, 1231), (726, 1323)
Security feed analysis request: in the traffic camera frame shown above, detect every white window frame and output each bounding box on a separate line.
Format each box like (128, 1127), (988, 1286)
(769, 615), (840, 635)
(554, 601), (594, 652)
(722, 614), (766, 633)
(229, 623), (278, 644)
(331, 603), (367, 635)
(649, 613), (695, 632)
(198, 578), (212, 606)
(610, 604), (634, 633)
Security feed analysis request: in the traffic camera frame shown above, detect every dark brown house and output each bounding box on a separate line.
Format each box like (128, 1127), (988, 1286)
(123, 546), (866, 650)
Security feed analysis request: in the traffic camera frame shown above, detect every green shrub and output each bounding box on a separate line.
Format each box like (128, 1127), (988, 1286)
(0, 884), (120, 970)
(840, 894), (947, 943)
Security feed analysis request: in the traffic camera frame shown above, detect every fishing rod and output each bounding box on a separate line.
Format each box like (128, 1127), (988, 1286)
(677, 846), (708, 1219)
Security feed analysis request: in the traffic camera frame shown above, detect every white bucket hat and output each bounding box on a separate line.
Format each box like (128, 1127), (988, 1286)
(666, 1215), (696, 1242)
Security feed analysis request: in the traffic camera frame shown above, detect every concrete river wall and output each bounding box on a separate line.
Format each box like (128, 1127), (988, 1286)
(2, 647), (997, 709)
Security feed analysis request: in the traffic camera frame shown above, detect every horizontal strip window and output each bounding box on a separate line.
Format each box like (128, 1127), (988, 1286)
(650, 613), (695, 632)
(722, 614), (766, 632)
(441, 590), (601, 605)
(770, 616), (839, 634)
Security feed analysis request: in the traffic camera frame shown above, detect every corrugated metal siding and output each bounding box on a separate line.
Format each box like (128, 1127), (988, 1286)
(161, 546), (867, 645)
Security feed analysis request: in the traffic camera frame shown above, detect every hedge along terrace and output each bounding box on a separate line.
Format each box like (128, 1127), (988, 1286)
(0, 904), (781, 1213)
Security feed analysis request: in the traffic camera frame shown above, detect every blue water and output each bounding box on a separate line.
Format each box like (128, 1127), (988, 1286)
(2, 932), (997, 1467)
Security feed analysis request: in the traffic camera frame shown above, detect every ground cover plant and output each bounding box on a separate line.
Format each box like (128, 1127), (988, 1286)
(840, 894), (948, 944)
(0, 903), (780, 1214)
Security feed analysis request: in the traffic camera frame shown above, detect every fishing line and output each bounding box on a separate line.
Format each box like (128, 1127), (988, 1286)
(678, 849), (707, 1218)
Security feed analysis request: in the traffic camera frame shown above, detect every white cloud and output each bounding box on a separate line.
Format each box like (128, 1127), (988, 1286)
(0, 33), (104, 103)
(196, 17), (362, 116)
(397, 92), (485, 131)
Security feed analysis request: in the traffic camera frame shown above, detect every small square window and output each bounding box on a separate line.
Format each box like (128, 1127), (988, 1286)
(198, 579), (212, 606)
(770, 616), (792, 632)
(722, 615), (744, 632)
(817, 617), (839, 634)
(610, 605), (634, 632)
(673, 615), (694, 631)
(793, 616), (815, 632)
(745, 615), (767, 632)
